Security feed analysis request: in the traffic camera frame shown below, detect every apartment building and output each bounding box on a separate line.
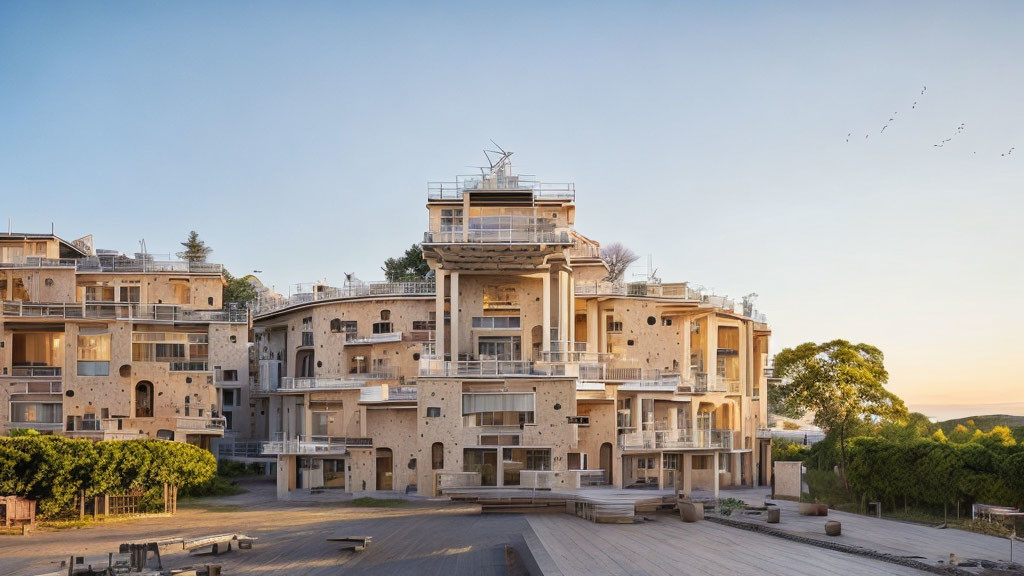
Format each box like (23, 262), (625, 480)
(246, 152), (773, 500)
(0, 233), (250, 448)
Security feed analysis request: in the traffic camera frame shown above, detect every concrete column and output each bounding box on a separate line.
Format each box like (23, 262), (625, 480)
(542, 271), (551, 352)
(462, 195), (470, 242)
(303, 393), (313, 437)
(586, 300), (599, 352)
(682, 316), (692, 379)
(668, 405), (678, 431)
(450, 272), (460, 361)
(682, 453), (693, 496)
(712, 451), (720, 499)
(568, 275), (576, 344)
(558, 270), (569, 343)
(435, 271), (445, 360)
(656, 453), (664, 490)
(707, 315), (719, 388)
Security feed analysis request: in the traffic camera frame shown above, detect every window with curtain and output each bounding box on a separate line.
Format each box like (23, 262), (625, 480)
(77, 332), (110, 376)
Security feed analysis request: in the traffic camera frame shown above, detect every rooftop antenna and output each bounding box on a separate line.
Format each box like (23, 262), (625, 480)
(482, 140), (513, 177)
(51, 222), (54, 235)
(7, 217), (11, 235)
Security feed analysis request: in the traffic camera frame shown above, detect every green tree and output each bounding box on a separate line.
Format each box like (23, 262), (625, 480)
(381, 244), (432, 282)
(176, 231), (212, 262)
(223, 269), (259, 305)
(773, 340), (907, 487)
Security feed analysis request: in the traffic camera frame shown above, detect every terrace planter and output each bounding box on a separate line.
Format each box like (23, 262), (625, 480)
(679, 500), (704, 522)
(797, 502), (818, 516)
(766, 507), (780, 523)
(816, 503), (829, 516)
(825, 520), (842, 536)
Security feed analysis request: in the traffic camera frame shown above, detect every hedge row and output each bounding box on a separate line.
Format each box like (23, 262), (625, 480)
(0, 436), (216, 517)
(845, 437), (1024, 510)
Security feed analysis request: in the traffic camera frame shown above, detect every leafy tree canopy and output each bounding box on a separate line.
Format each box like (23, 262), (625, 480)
(382, 244), (432, 282)
(223, 269), (259, 305)
(773, 340), (907, 485)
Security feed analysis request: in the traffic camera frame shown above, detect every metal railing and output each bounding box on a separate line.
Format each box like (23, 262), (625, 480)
(76, 256), (223, 274)
(9, 366), (62, 377)
(345, 331), (403, 345)
(7, 380), (63, 394)
(261, 435), (372, 455)
(423, 227), (572, 245)
(427, 178), (575, 201)
(619, 428), (734, 450)
(1, 300), (246, 323)
(358, 385), (418, 402)
(217, 441), (267, 459)
(169, 361), (210, 372)
(278, 377), (365, 391)
(419, 358), (543, 377)
(0, 257), (79, 268)
(176, 416), (226, 431)
(254, 281), (435, 316)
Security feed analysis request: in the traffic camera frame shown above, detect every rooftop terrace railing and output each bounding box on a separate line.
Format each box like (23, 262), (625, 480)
(419, 358), (546, 378)
(1, 301), (247, 323)
(0, 255), (225, 274)
(254, 281), (435, 316)
(175, 416), (226, 431)
(427, 177), (575, 201)
(423, 226), (572, 245)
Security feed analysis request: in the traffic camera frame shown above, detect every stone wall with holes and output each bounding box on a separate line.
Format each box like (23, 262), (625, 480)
(260, 297), (434, 380)
(413, 377), (578, 495)
(450, 273), (546, 359)
(363, 406), (419, 493)
(575, 400), (618, 484)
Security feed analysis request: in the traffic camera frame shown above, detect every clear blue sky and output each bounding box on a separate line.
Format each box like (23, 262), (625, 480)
(2, 1), (1022, 416)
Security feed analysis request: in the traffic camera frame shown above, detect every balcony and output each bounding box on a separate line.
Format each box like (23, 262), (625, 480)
(176, 416), (226, 433)
(261, 435), (372, 456)
(427, 177), (575, 201)
(359, 384), (418, 403)
(278, 377), (365, 391)
(169, 361), (210, 372)
(217, 441), (269, 459)
(254, 281), (435, 317)
(618, 429), (734, 451)
(1, 301), (247, 323)
(423, 225), (572, 245)
(8, 366), (62, 378)
(419, 358), (546, 378)
(345, 331), (403, 345)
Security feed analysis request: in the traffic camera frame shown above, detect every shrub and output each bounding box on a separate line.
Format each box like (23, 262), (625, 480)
(0, 437), (216, 517)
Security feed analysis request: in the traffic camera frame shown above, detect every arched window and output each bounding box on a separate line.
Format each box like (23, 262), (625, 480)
(330, 318), (342, 333)
(431, 442), (444, 470)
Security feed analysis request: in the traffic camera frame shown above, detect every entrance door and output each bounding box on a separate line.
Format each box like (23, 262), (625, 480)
(600, 443), (613, 484)
(376, 448), (393, 490)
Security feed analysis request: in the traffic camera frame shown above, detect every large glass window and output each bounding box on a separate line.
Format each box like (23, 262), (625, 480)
(482, 285), (519, 311)
(477, 336), (521, 360)
(77, 333), (110, 376)
(11, 402), (62, 424)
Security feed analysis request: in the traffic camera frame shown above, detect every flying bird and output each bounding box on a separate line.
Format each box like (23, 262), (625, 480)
(921, 86), (927, 95)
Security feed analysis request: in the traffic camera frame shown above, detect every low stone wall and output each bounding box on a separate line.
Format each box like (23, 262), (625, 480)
(773, 461), (803, 501)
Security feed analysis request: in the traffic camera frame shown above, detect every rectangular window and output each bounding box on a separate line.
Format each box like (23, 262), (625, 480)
(372, 322), (393, 334)
(693, 455), (712, 470)
(471, 316), (521, 329)
(10, 402), (62, 424)
(119, 284), (141, 303)
(477, 336), (521, 361)
(426, 407), (441, 418)
(77, 333), (110, 376)
(221, 389), (237, 407)
(462, 393), (535, 416)
(607, 320), (623, 333)
(312, 412), (330, 436)
(221, 369), (238, 382)
(482, 285), (519, 310)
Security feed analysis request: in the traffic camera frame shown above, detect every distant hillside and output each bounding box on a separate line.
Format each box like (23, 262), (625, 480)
(937, 414), (1024, 434)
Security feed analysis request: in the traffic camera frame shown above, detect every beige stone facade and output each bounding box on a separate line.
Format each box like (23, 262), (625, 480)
(0, 233), (249, 449)
(248, 154), (773, 500)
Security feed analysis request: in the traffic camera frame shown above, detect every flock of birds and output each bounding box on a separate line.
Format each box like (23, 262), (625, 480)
(846, 85), (1015, 158)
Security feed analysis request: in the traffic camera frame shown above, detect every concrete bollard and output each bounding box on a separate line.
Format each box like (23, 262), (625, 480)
(767, 507), (781, 523)
(825, 520), (841, 536)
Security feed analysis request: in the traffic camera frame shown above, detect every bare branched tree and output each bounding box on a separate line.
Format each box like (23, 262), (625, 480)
(600, 242), (639, 282)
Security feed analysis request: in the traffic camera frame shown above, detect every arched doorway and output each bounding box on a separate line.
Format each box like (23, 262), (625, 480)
(135, 381), (153, 418)
(296, 350), (315, 377)
(431, 442), (444, 471)
(376, 448), (393, 490)
(600, 442), (613, 485)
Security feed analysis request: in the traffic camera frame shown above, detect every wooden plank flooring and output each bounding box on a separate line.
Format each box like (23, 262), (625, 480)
(527, 513), (929, 576)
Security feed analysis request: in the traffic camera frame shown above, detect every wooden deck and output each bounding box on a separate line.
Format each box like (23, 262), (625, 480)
(526, 513), (928, 575)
